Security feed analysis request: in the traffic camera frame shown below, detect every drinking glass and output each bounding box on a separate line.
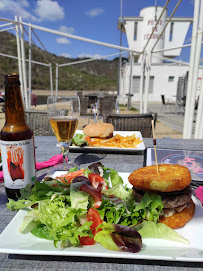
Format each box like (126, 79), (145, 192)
(47, 95), (80, 170)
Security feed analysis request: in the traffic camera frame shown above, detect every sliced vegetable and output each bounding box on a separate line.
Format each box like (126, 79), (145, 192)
(56, 169), (85, 184)
(88, 162), (104, 176)
(95, 223), (142, 253)
(87, 207), (103, 235)
(88, 173), (108, 190)
(80, 183), (102, 208)
(79, 207), (102, 245)
(72, 134), (90, 146)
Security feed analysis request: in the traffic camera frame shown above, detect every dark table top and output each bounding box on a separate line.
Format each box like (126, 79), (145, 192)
(1, 136), (203, 271)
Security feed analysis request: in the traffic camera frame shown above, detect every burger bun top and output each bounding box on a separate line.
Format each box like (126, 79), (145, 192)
(83, 123), (114, 138)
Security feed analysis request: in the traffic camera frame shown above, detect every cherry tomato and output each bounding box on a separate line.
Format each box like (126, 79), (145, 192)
(79, 208), (102, 246)
(79, 236), (95, 245)
(88, 173), (108, 190)
(84, 136), (91, 146)
(87, 207), (102, 234)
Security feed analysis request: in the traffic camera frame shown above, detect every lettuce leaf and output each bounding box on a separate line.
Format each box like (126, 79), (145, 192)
(103, 183), (130, 201)
(95, 223), (142, 253)
(72, 134), (88, 146)
(70, 190), (89, 210)
(134, 221), (190, 244)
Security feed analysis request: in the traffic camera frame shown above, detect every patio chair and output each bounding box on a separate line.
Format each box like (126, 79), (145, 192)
(175, 95), (186, 114)
(79, 96), (97, 123)
(103, 113), (157, 138)
(97, 96), (118, 117)
(25, 110), (54, 136)
(161, 95), (175, 113)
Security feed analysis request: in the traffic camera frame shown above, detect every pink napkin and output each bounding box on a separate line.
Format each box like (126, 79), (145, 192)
(0, 154), (63, 183)
(35, 154), (63, 170)
(195, 186), (203, 205)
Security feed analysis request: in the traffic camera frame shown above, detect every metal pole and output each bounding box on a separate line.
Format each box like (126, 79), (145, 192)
(194, 69), (203, 139)
(10, 19), (138, 54)
(0, 26), (15, 32)
(118, 25), (123, 96)
(15, 16), (24, 102)
(143, 52), (151, 114)
(127, 52), (133, 110)
(50, 64), (53, 96)
(0, 22), (12, 28)
(183, 0), (201, 138)
(19, 17), (28, 109)
(151, 0), (182, 53)
(55, 63), (58, 96)
(139, 54), (146, 113)
(28, 24), (32, 109)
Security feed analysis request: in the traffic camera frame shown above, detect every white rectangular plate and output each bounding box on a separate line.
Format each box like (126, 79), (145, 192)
(70, 130), (145, 152)
(0, 172), (203, 262)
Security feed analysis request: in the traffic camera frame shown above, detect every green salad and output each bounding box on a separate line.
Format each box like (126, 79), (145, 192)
(7, 162), (189, 253)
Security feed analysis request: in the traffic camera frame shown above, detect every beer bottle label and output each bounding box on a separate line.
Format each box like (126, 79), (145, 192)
(0, 139), (36, 189)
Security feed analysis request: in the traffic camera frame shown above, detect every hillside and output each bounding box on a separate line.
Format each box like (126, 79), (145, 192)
(0, 31), (124, 91)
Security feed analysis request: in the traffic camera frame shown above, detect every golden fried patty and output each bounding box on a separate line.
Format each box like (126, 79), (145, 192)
(158, 199), (195, 229)
(128, 164), (191, 192)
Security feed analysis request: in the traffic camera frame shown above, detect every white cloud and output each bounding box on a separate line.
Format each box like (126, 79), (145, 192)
(56, 37), (71, 44)
(0, 0), (38, 21)
(78, 53), (103, 59)
(85, 8), (104, 17)
(58, 25), (75, 35)
(61, 53), (72, 58)
(34, 0), (64, 21)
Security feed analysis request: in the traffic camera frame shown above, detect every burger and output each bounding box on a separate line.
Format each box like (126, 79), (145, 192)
(83, 123), (114, 139)
(128, 164), (195, 229)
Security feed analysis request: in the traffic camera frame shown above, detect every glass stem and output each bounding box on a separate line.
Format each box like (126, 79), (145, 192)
(60, 142), (71, 165)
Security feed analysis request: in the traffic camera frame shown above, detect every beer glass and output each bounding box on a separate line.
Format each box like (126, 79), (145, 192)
(47, 95), (80, 170)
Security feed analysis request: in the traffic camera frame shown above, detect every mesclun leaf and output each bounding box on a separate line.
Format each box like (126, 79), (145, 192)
(134, 221), (190, 245)
(70, 190), (89, 210)
(103, 183), (129, 201)
(6, 198), (34, 211)
(88, 162), (104, 176)
(68, 166), (78, 173)
(31, 223), (55, 240)
(19, 183), (33, 199)
(72, 134), (88, 146)
(95, 223), (142, 253)
(134, 192), (163, 223)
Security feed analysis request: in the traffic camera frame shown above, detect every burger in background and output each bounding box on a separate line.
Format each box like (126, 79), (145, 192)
(128, 164), (195, 229)
(71, 123), (114, 147)
(83, 123), (114, 139)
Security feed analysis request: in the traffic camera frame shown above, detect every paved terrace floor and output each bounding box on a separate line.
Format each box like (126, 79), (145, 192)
(0, 101), (197, 139)
(138, 102), (197, 136)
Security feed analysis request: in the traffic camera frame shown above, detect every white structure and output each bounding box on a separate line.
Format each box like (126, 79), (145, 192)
(118, 6), (194, 102)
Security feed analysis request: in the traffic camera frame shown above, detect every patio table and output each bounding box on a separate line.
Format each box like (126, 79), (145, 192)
(1, 136), (203, 271)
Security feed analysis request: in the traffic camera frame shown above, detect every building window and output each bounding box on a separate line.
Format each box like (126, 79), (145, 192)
(168, 76), (174, 82)
(132, 76), (140, 93)
(132, 76), (154, 94)
(134, 22), (138, 41)
(169, 22), (174, 41)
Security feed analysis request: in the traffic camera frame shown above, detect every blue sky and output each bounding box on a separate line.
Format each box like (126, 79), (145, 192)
(0, 0), (201, 63)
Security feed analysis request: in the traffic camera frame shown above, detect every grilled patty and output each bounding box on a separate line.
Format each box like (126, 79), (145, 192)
(132, 186), (192, 209)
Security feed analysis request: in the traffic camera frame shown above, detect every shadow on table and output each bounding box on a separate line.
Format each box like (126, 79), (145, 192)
(74, 153), (107, 166)
(8, 254), (203, 269)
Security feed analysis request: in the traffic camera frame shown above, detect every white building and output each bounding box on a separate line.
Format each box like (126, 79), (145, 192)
(118, 6), (194, 103)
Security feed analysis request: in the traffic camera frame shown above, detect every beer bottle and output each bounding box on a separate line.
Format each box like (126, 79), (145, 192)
(0, 74), (36, 199)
